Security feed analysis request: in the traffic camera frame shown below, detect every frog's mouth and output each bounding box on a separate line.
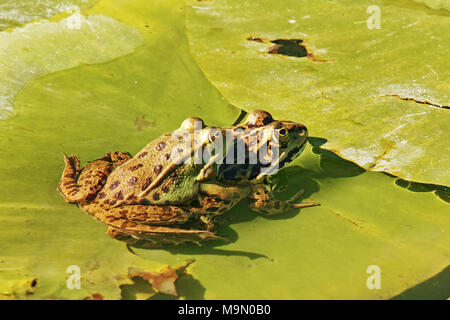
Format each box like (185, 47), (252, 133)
(253, 138), (307, 181)
(280, 142), (306, 167)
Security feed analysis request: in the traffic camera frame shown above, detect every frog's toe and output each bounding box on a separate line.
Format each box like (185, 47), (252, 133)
(107, 226), (226, 248)
(291, 202), (320, 209)
(63, 154), (80, 172)
(286, 190), (320, 209)
(107, 227), (133, 241)
(287, 189), (305, 203)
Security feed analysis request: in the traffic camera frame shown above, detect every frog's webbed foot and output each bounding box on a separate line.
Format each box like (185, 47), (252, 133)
(58, 154), (113, 203)
(287, 189), (320, 209)
(58, 152), (132, 203)
(248, 185), (319, 215)
(286, 189), (314, 206)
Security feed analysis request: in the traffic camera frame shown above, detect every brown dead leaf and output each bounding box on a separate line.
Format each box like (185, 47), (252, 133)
(127, 259), (195, 296)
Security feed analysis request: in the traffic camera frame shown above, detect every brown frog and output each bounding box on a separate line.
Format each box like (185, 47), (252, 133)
(193, 110), (318, 219)
(58, 111), (318, 247)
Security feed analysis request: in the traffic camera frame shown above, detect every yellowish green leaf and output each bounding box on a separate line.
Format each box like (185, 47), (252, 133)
(185, 0), (450, 186)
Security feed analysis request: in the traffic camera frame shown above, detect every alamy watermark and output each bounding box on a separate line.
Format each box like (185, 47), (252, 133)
(366, 5), (381, 29)
(366, 265), (381, 289)
(66, 265), (81, 290)
(168, 120), (284, 177)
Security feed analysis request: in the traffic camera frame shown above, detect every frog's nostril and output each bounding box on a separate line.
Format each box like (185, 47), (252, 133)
(297, 128), (307, 138)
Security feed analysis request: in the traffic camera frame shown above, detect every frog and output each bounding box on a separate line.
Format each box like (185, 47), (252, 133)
(185, 110), (319, 222)
(58, 117), (229, 246)
(58, 111), (319, 248)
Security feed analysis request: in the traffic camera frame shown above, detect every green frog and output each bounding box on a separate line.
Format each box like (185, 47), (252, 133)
(58, 111), (318, 247)
(189, 110), (317, 220)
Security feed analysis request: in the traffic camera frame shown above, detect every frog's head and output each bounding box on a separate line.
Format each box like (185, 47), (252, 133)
(217, 110), (308, 182)
(245, 110), (274, 127)
(244, 111), (308, 180)
(269, 120), (308, 169)
(242, 110), (308, 169)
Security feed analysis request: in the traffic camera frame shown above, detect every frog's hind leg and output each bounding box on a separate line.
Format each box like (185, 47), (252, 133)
(58, 152), (132, 203)
(95, 204), (194, 225)
(58, 154), (113, 203)
(106, 226), (221, 248)
(103, 217), (223, 248)
(97, 151), (132, 168)
(248, 185), (319, 215)
(87, 203), (223, 247)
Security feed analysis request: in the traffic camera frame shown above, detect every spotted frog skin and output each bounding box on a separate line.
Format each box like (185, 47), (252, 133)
(192, 110), (319, 219)
(58, 111), (318, 247)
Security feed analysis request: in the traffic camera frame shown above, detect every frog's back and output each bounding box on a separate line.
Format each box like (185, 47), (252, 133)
(95, 132), (198, 207)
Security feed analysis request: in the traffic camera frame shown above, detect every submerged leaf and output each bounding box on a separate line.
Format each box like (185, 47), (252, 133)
(0, 0), (99, 30)
(0, 12), (143, 119)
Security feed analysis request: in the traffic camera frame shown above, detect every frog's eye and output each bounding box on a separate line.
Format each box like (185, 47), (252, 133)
(180, 117), (205, 130)
(206, 128), (222, 143)
(278, 128), (287, 136)
(246, 110), (273, 126)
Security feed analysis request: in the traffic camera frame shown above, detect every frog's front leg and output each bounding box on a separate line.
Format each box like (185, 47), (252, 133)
(183, 183), (249, 216)
(248, 185), (319, 215)
(58, 152), (131, 203)
(176, 183), (250, 232)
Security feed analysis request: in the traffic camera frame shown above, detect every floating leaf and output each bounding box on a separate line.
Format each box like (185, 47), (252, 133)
(413, 0), (450, 10)
(0, 0), (99, 30)
(0, 12), (143, 119)
(0, 0), (448, 300)
(185, 0), (450, 186)
(133, 141), (449, 299)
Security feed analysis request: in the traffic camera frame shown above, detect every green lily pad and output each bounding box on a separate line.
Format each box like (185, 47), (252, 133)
(0, 0), (448, 300)
(413, 0), (450, 10)
(185, 0), (450, 186)
(133, 141), (449, 299)
(0, 11), (143, 120)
